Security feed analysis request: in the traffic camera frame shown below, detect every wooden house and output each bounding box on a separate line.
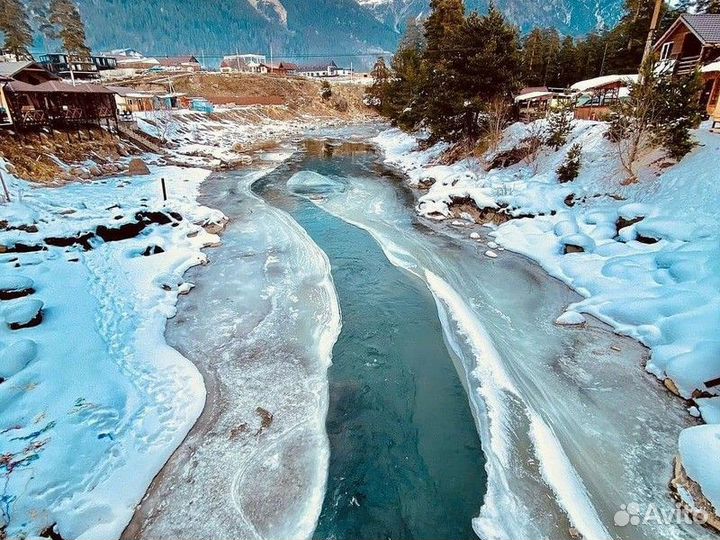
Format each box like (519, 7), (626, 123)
(653, 14), (720, 115)
(571, 74), (638, 121)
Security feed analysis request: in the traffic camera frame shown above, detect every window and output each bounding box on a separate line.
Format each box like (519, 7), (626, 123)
(660, 42), (674, 61)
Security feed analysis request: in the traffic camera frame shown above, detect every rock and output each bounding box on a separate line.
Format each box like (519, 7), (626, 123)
(0, 339), (37, 379)
(664, 377), (681, 396)
(485, 250), (498, 259)
(470, 232), (481, 240)
(4, 298), (43, 329)
(487, 241), (499, 249)
(143, 245), (165, 256)
(0, 275), (35, 300)
(127, 158), (151, 176)
(89, 166), (102, 177)
(555, 311), (586, 326)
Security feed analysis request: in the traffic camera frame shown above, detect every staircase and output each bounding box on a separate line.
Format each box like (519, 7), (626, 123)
(117, 123), (166, 154)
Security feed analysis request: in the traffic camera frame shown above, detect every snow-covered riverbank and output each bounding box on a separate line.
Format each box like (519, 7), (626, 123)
(373, 122), (720, 529)
(0, 159), (228, 538)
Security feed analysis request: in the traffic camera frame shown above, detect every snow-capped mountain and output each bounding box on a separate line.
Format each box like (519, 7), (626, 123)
(357, 0), (622, 35)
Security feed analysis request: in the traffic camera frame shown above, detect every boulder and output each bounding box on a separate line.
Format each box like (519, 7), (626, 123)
(128, 158), (151, 176)
(4, 298), (43, 329)
(0, 275), (35, 300)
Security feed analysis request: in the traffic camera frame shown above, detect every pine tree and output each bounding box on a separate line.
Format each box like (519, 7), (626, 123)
(556, 143), (582, 183)
(48, 0), (90, 56)
(0, 0), (33, 60)
(424, 0), (464, 61)
(389, 22), (427, 130)
(696, 0), (720, 13)
(556, 36), (579, 88)
(424, 5), (521, 141)
(365, 57), (391, 110)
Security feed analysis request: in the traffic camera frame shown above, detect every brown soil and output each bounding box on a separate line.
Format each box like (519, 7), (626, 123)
(0, 129), (137, 183)
(136, 73), (374, 120)
(671, 457), (720, 533)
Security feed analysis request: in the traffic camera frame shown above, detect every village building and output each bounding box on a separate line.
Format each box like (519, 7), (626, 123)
(258, 62), (297, 75)
(157, 56), (202, 72)
(570, 74), (638, 121)
(39, 54), (119, 80)
(295, 61), (341, 78)
(220, 54), (266, 73)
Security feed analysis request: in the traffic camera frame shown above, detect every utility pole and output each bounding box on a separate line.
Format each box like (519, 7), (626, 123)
(642, 0), (664, 66)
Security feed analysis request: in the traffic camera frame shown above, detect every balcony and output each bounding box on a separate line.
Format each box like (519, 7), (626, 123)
(676, 54), (702, 75)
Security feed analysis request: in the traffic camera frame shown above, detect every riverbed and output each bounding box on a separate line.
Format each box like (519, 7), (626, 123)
(124, 133), (710, 540)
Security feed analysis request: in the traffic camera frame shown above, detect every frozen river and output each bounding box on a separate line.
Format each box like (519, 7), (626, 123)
(125, 135), (710, 540)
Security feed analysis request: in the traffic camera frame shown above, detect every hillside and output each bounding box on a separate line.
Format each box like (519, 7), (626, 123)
(62, 0), (623, 67)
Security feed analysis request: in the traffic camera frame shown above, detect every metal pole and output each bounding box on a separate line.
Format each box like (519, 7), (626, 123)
(161, 177), (167, 201)
(0, 170), (10, 202)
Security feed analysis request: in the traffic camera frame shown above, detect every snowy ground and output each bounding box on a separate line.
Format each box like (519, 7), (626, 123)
(374, 121), (720, 526)
(0, 159), (226, 539)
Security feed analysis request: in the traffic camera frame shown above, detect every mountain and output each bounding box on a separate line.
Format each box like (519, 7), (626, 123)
(60, 0), (624, 67)
(357, 0), (622, 35)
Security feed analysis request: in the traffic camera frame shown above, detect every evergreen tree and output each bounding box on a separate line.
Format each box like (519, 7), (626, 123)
(424, 5), (521, 141)
(388, 21), (427, 130)
(365, 57), (391, 111)
(651, 69), (703, 159)
(48, 0), (90, 56)
(556, 36), (579, 88)
(696, 0), (720, 13)
(556, 143), (582, 183)
(424, 0), (464, 62)
(0, 0), (33, 60)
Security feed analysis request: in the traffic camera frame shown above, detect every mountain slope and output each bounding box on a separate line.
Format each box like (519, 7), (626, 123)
(71, 0), (623, 65)
(358, 0), (621, 35)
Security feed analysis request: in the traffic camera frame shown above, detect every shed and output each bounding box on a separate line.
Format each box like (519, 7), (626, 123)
(571, 74), (638, 121)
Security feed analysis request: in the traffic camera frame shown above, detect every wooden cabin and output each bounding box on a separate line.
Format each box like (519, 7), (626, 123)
(2, 79), (117, 130)
(571, 74), (638, 121)
(653, 14), (720, 115)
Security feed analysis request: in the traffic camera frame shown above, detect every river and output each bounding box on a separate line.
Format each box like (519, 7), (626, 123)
(124, 132), (710, 540)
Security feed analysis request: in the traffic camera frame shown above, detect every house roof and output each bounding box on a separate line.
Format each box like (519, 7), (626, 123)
(158, 56), (199, 66)
(655, 14), (720, 50)
(570, 74), (638, 92)
(680, 14), (720, 44)
(5, 80), (116, 94)
(515, 91), (554, 103)
(518, 86), (549, 95)
(297, 61), (338, 72)
(0, 61), (60, 80)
